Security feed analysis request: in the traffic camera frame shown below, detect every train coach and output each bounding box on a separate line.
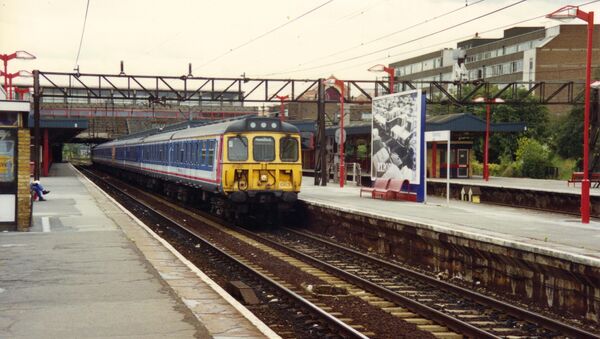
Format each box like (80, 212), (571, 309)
(92, 116), (302, 221)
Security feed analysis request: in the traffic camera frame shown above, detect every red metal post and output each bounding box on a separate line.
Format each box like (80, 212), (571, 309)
(581, 12), (594, 223)
(388, 67), (395, 94)
(8, 76), (12, 100)
(43, 128), (49, 177)
(484, 103), (491, 181)
(276, 95), (288, 122)
(2, 59), (6, 97)
(339, 84), (345, 188)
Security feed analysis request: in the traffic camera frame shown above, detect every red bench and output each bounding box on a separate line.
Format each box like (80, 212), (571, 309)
(373, 179), (410, 200)
(360, 178), (390, 197)
(568, 172), (600, 188)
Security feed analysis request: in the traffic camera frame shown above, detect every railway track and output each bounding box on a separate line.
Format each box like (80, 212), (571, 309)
(80, 165), (599, 338)
(79, 166), (369, 339)
(250, 228), (600, 339)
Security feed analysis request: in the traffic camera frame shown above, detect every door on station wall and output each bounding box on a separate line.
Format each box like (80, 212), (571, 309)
(457, 149), (469, 178)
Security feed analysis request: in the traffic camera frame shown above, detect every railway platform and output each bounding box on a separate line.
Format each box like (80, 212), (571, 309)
(428, 175), (600, 196)
(300, 177), (600, 263)
(0, 163), (276, 339)
(298, 177), (600, 322)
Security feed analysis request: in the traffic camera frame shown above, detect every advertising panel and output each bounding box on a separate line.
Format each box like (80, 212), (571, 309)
(371, 90), (423, 185)
(0, 129), (16, 183)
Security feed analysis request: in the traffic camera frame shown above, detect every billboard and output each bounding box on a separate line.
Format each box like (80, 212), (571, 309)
(0, 129), (16, 183)
(371, 90), (425, 192)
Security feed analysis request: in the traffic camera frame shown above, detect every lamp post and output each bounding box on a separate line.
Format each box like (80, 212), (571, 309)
(326, 78), (346, 188)
(547, 5), (594, 223)
(473, 97), (504, 181)
(0, 70), (33, 100)
(0, 51), (36, 98)
(368, 64), (395, 94)
(14, 87), (30, 101)
(276, 95), (289, 122)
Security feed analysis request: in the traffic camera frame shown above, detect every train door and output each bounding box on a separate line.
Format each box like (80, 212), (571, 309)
(457, 149), (469, 178)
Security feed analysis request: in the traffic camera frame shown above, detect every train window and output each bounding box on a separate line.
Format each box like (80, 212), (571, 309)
(207, 140), (215, 165)
(179, 143), (183, 163)
(253, 136), (275, 162)
(227, 136), (248, 161)
(179, 142), (185, 163)
(280, 137), (299, 162)
(201, 141), (207, 164)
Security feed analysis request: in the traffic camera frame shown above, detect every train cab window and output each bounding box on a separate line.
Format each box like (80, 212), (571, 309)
(227, 136), (248, 161)
(253, 136), (275, 162)
(280, 137), (299, 162)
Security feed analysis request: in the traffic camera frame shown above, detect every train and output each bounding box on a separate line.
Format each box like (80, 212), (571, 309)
(91, 116), (302, 222)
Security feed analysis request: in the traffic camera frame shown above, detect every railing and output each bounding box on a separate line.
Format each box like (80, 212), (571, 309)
(330, 162), (362, 186)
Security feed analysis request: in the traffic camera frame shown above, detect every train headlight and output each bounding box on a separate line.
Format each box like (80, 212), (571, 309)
(260, 173), (268, 182)
(238, 179), (248, 190)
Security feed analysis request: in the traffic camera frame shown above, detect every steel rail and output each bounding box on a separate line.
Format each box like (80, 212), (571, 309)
(230, 226), (498, 339)
(77, 166), (368, 339)
(282, 227), (600, 339)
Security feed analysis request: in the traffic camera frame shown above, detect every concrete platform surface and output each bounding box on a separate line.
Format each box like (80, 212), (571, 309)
(0, 163), (275, 339)
(428, 175), (600, 196)
(300, 177), (600, 266)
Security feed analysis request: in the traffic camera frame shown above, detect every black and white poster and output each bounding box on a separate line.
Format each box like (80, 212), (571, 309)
(371, 90), (423, 185)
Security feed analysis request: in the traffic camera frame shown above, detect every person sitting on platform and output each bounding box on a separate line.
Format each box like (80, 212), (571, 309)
(31, 180), (50, 201)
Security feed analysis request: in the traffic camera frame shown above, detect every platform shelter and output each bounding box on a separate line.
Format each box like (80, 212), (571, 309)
(0, 92), (32, 231)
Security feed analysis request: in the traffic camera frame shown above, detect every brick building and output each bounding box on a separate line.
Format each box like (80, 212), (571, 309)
(389, 24), (600, 116)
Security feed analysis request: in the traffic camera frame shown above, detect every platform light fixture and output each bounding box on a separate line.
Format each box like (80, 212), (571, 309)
(547, 5), (594, 223)
(275, 95), (289, 123)
(473, 97), (504, 182)
(0, 50), (36, 100)
(0, 70), (33, 100)
(368, 64), (395, 94)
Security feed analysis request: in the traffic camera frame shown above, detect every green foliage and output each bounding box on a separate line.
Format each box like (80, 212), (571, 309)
(550, 106), (583, 161)
(550, 156), (577, 180)
(515, 137), (551, 178)
(442, 85), (550, 164)
(356, 144), (368, 159)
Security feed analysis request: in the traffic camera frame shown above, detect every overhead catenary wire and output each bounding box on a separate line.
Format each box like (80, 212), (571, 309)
(263, 0), (528, 77)
(74, 0), (91, 71)
(326, 0), (600, 76)
(193, 0), (334, 72)
(298, 0), (486, 68)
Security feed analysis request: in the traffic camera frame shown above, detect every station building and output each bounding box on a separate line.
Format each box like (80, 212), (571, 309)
(389, 24), (600, 116)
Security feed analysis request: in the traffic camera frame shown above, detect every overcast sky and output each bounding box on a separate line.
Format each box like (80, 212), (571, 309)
(1, 0), (598, 82)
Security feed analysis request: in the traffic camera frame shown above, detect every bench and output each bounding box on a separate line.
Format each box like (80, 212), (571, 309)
(568, 172), (600, 188)
(373, 179), (411, 200)
(360, 178), (390, 197)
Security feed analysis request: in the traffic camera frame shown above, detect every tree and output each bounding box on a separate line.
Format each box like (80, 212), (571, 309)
(516, 137), (551, 178)
(552, 106), (583, 160)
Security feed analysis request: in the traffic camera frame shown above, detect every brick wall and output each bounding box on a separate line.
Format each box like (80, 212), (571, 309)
(16, 128), (31, 231)
(536, 25), (600, 116)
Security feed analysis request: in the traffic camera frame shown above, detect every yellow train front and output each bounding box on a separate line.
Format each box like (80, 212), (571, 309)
(219, 118), (302, 219)
(92, 117), (302, 223)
